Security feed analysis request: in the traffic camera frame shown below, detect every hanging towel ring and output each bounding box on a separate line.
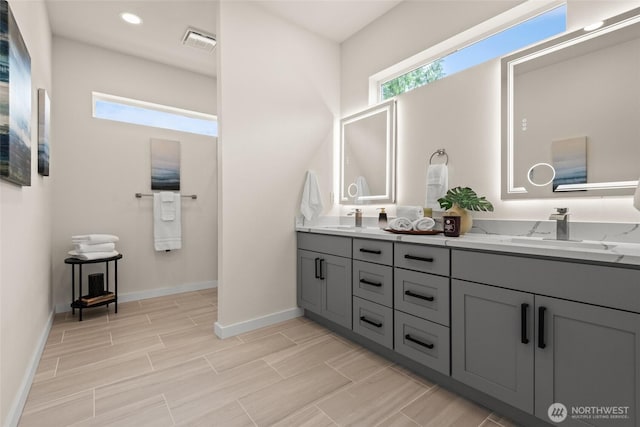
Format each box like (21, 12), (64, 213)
(429, 148), (448, 165)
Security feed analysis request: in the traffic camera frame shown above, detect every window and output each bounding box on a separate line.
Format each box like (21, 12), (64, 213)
(92, 92), (218, 137)
(379, 4), (567, 101)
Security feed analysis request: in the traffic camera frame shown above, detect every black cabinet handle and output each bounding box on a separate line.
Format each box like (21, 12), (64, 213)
(314, 258), (320, 279)
(319, 259), (325, 280)
(521, 303), (529, 344)
(360, 278), (382, 287)
(404, 254), (434, 263)
(360, 316), (382, 328)
(538, 306), (546, 349)
(404, 290), (434, 302)
(405, 334), (434, 349)
(360, 248), (382, 254)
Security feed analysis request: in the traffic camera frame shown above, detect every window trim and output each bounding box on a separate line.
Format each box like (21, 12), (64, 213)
(369, 0), (565, 104)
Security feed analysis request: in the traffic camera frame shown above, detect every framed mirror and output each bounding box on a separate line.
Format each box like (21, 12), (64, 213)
(340, 99), (396, 204)
(502, 7), (640, 200)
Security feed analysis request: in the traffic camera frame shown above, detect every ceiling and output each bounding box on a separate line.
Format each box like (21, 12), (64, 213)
(45, 0), (402, 78)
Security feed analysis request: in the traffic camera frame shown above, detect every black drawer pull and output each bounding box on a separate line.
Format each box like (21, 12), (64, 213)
(319, 258), (325, 281)
(314, 258), (320, 279)
(404, 290), (434, 302)
(360, 248), (382, 254)
(360, 278), (383, 287)
(405, 334), (434, 349)
(360, 316), (382, 328)
(538, 306), (546, 349)
(404, 254), (434, 263)
(521, 303), (529, 344)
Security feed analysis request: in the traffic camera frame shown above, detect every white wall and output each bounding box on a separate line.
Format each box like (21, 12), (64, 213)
(0, 1), (52, 425)
(216, 1), (339, 331)
(341, 0), (640, 223)
(51, 37), (218, 311)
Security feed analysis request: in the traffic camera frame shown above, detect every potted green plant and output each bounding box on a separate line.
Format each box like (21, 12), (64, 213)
(438, 186), (494, 234)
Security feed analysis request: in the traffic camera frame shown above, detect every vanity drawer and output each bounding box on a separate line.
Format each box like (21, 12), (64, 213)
(394, 243), (450, 276)
(353, 260), (393, 308)
(353, 297), (394, 349)
(394, 310), (450, 375)
(353, 239), (393, 266)
(394, 269), (449, 326)
(297, 232), (352, 258)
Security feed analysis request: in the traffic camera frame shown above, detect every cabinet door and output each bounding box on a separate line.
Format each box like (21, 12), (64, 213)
(452, 280), (534, 413)
(297, 250), (322, 314)
(321, 253), (352, 329)
(535, 296), (640, 427)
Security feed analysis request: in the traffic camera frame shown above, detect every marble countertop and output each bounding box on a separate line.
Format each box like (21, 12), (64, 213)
(296, 224), (640, 268)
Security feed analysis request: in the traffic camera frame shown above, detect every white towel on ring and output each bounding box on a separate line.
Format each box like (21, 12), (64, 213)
(300, 170), (324, 221)
(413, 217), (435, 231)
(425, 163), (448, 210)
(389, 217), (412, 231)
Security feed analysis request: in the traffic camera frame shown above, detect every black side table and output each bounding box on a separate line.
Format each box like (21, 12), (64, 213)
(64, 254), (122, 321)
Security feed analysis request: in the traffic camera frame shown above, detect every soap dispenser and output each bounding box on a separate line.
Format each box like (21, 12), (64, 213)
(378, 208), (388, 229)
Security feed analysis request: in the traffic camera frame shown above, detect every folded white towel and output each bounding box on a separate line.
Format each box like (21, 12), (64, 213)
(71, 234), (120, 244)
(396, 206), (423, 221)
(300, 170), (324, 221)
(413, 217), (436, 231)
(389, 217), (413, 231)
(74, 242), (116, 253)
(634, 178), (640, 211)
(159, 191), (177, 221)
(425, 163), (448, 210)
(154, 192), (182, 251)
(68, 250), (119, 260)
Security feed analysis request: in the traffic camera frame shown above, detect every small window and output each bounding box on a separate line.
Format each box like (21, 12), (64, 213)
(92, 92), (218, 137)
(380, 4), (567, 100)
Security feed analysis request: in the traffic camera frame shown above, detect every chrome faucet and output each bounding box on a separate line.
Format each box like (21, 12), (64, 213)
(348, 209), (363, 227)
(549, 208), (570, 240)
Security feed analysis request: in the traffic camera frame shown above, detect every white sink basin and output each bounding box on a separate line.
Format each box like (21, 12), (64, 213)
(318, 225), (379, 231)
(508, 237), (615, 250)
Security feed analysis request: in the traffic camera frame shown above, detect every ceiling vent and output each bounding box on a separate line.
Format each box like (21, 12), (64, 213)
(182, 28), (217, 52)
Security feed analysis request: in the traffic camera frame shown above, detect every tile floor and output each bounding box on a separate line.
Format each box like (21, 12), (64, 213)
(19, 289), (518, 427)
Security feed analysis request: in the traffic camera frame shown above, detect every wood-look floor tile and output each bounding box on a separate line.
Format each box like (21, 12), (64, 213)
(24, 355), (152, 412)
(56, 336), (163, 374)
(272, 405), (336, 427)
(196, 288), (218, 298)
(50, 315), (108, 334)
(74, 395), (174, 427)
(190, 312), (217, 326)
(487, 413), (521, 427)
(317, 367), (426, 426)
(168, 359), (282, 424)
(33, 357), (59, 383)
(175, 401), (253, 427)
(206, 333), (296, 372)
(480, 420), (504, 427)
(18, 390), (93, 427)
(159, 325), (215, 348)
(266, 335), (352, 378)
(327, 348), (392, 382)
(148, 334), (241, 370)
(237, 318), (308, 343)
(278, 321), (331, 343)
(108, 316), (194, 343)
(376, 412), (421, 427)
(401, 386), (492, 426)
(45, 329), (64, 346)
(41, 332), (112, 360)
(239, 363), (351, 426)
(390, 364), (436, 389)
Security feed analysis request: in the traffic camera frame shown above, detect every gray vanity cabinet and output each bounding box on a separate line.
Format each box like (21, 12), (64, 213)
(297, 233), (353, 329)
(534, 296), (640, 427)
(451, 279), (534, 413)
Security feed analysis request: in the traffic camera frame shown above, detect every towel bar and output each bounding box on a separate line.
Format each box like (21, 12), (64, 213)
(135, 192), (197, 200)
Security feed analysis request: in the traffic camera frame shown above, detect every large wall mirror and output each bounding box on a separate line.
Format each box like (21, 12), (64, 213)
(502, 7), (640, 199)
(340, 99), (396, 204)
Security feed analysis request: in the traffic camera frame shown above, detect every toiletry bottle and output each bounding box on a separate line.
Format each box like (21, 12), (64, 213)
(378, 208), (388, 229)
(355, 209), (362, 227)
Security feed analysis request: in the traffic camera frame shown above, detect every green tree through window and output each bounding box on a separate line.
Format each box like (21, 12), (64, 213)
(381, 60), (445, 100)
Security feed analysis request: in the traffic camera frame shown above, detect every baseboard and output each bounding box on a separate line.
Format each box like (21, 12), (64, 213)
(214, 306), (303, 339)
(5, 309), (55, 427)
(55, 280), (217, 313)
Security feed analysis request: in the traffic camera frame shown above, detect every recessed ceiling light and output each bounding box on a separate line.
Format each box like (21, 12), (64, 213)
(121, 12), (142, 25)
(583, 21), (604, 32)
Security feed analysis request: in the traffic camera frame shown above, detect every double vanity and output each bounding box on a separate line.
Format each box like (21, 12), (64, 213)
(296, 225), (640, 427)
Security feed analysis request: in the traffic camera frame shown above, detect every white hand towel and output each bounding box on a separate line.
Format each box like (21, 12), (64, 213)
(68, 250), (119, 260)
(74, 242), (116, 253)
(413, 217), (436, 231)
(71, 234), (120, 244)
(634, 179), (640, 211)
(354, 176), (370, 205)
(396, 206), (423, 221)
(153, 193), (182, 251)
(300, 170), (324, 221)
(425, 163), (448, 210)
(159, 191), (176, 221)
(389, 217), (413, 231)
